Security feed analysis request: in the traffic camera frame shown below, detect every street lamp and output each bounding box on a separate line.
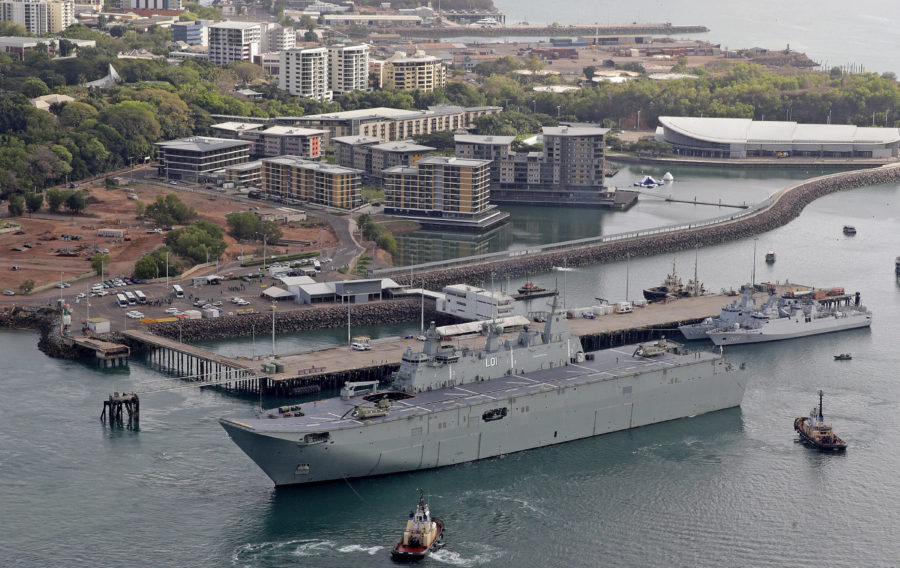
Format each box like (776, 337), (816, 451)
(752, 238), (758, 287)
(556, 105), (561, 119)
(636, 109), (641, 130)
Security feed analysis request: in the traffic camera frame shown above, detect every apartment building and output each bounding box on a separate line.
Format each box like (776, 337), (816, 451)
(261, 155), (361, 209)
(383, 156), (508, 229)
(454, 134), (515, 186)
(1, 0), (50, 34)
(378, 50), (445, 91)
(154, 137), (251, 182)
(261, 23), (294, 53)
(171, 19), (208, 45)
(327, 43), (369, 95)
(278, 46), (331, 101)
(210, 122), (326, 160)
(125, 0), (182, 9)
(207, 21), (261, 65)
(333, 137), (433, 182)
(297, 104), (501, 143)
(47, 0), (72, 32)
(331, 135), (381, 173)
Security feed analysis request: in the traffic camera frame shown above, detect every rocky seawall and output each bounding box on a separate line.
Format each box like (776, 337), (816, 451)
(0, 305), (75, 359)
(147, 298), (452, 343)
(409, 165), (900, 289)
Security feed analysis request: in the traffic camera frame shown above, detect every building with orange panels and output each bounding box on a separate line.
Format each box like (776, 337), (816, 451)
(261, 155), (361, 210)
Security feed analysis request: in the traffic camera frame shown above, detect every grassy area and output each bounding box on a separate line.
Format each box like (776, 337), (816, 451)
(362, 184), (385, 203)
(353, 256), (373, 276)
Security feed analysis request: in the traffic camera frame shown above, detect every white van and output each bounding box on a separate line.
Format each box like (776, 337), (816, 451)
(614, 301), (634, 314)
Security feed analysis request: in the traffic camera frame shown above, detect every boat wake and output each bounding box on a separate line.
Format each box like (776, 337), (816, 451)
(429, 544), (504, 566)
(232, 539), (383, 562)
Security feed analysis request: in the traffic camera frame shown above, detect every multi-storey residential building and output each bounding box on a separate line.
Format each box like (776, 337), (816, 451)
(278, 46), (331, 101)
(260, 155), (360, 209)
(256, 126), (325, 159)
(383, 156), (508, 229)
(171, 19), (208, 46)
(437, 284), (520, 322)
(126, 0), (182, 10)
(378, 50), (445, 91)
(327, 43), (369, 95)
(541, 125), (607, 188)
(333, 137), (433, 182)
(154, 137), (251, 182)
(47, 0), (72, 33)
(210, 122), (326, 160)
(0, 0), (49, 34)
(331, 135), (380, 173)
(454, 134), (515, 186)
(261, 23), (294, 53)
(207, 21), (261, 65)
(297, 105), (501, 143)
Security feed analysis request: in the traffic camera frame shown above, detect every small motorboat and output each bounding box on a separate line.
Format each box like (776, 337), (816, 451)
(833, 353), (852, 361)
(843, 225), (857, 235)
(794, 390), (847, 452)
(662, 171), (674, 182)
(765, 250), (776, 263)
(391, 490), (444, 562)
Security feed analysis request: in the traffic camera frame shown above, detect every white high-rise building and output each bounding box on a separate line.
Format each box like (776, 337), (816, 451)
(125, 0), (181, 9)
(207, 21), (261, 65)
(0, 0), (50, 34)
(279, 47), (331, 101)
(261, 23), (295, 53)
(47, 0), (72, 33)
(327, 43), (369, 95)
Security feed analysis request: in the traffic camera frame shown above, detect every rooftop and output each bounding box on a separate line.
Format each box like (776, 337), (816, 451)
(209, 20), (261, 29)
(418, 156), (492, 167)
(454, 134), (516, 145)
(262, 155), (360, 174)
(211, 122), (264, 133)
(659, 116), (900, 145)
(260, 126), (328, 136)
(370, 140), (435, 153)
(155, 137), (252, 152)
(332, 135), (383, 145)
(543, 125), (610, 137)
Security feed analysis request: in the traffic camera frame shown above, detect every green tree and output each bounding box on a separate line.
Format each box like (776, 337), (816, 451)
(46, 188), (68, 212)
(19, 279), (35, 293)
(7, 193), (24, 216)
(65, 190), (86, 213)
(21, 77), (50, 98)
(24, 192), (43, 215)
(164, 220), (226, 264)
(90, 252), (110, 275)
(135, 200), (145, 217)
(58, 101), (99, 128)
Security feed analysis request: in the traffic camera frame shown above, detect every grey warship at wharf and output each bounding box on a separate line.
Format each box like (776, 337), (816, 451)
(220, 299), (749, 486)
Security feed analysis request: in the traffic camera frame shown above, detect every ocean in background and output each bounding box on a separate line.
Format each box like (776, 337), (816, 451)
(489, 0), (899, 73)
(4, 170), (900, 566)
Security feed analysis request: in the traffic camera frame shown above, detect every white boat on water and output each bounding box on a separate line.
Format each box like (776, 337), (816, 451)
(707, 292), (872, 346)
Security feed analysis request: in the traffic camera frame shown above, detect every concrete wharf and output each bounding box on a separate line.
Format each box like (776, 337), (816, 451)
(66, 335), (131, 367)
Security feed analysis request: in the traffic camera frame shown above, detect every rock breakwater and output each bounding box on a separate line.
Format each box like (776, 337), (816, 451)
(410, 165), (900, 289)
(148, 298), (449, 342)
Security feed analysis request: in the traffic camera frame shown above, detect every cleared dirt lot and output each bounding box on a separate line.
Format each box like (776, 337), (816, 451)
(0, 177), (338, 293)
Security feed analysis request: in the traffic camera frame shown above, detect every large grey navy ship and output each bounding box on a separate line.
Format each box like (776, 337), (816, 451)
(220, 300), (749, 486)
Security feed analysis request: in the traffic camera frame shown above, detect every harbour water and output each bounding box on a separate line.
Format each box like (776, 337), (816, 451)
(491, 0), (898, 73)
(4, 173), (900, 566)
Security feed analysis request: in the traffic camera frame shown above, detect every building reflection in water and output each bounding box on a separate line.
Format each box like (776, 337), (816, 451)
(396, 224), (511, 267)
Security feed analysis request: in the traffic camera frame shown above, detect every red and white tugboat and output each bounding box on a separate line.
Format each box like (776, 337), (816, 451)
(391, 490), (444, 562)
(794, 390), (847, 452)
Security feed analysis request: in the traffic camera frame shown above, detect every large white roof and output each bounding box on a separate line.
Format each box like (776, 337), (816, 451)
(660, 116), (900, 145)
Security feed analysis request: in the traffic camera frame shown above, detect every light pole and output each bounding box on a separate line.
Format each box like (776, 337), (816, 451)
(271, 303), (276, 357)
(556, 105), (561, 119)
(165, 251), (169, 289)
(637, 109), (641, 130)
(752, 238), (758, 287)
(59, 271), (63, 302)
(346, 294), (351, 346)
(420, 278), (425, 335)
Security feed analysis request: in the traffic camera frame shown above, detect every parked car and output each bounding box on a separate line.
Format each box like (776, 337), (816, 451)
(11, 265), (19, 270)
(3, 290), (14, 296)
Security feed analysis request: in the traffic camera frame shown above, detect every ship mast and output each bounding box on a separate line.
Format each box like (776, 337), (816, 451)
(818, 389), (824, 422)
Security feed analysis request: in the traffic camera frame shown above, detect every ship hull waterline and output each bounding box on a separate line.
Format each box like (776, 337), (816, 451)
(707, 314), (871, 346)
(220, 358), (748, 487)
